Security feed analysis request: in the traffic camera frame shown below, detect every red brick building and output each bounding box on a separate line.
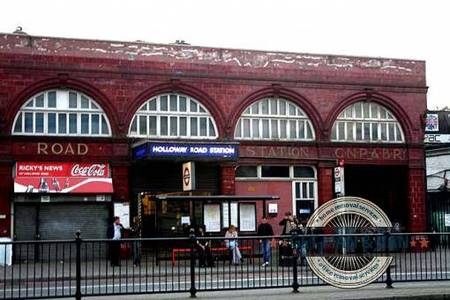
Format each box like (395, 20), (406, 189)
(0, 33), (427, 239)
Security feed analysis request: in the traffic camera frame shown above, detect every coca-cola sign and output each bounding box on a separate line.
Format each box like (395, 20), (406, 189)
(14, 162), (112, 194)
(71, 164), (106, 177)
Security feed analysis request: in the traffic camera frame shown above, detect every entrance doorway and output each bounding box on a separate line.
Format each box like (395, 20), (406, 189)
(344, 165), (408, 228)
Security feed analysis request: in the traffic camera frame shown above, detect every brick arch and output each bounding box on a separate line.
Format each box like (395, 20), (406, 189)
(5, 76), (120, 135)
(124, 81), (226, 138)
(324, 91), (414, 143)
(228, 86), (324, 140)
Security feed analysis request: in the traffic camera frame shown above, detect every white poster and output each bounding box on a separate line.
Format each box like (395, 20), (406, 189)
(113, 203), (130, 229)
(445, 214), (450, 227)
(425, 114), (439, 132)
(239, 204), (256, 232)
(181, 216), (190, 225)
(222, 202), (238, 229)
(204, 204), (221, 232)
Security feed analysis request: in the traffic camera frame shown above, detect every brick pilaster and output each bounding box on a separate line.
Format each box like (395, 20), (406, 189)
(318, 163), (334, 206)
(220, 165), (236, 195)
(0, 163), (13, 237)
(408, 167), (426, 232)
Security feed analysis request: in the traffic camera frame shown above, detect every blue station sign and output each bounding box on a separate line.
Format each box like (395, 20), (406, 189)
(133, 142), (239, 160)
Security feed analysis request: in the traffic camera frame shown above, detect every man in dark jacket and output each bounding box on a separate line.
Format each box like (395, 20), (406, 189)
(107, 216), (123, 267)
(257, 217), (274, 266)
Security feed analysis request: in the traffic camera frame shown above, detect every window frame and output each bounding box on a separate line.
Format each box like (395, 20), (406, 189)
(234, 98), (315, 141)
(11, 90), (112, 137)
(128, 93), (219, 140)
(235, 165), (317, 181)
(331, 101), (405, 143)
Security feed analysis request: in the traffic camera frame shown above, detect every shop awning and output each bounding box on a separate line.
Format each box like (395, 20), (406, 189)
(14, 162), (113, 194)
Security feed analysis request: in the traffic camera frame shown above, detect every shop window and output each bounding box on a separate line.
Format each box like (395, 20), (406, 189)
(12, 90), (111, 136)
(293, 166), (315, 178)
(128, 94), (218, 139)
(293, 180), (316, 219)
(236, 166), (258, 178)
(261, 166), (290, 178)
(331, 101), (404, 143)
(234, 97), (315, 141)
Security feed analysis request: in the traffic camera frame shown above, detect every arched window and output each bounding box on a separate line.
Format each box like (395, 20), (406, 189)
(331, 101), (404, 143)
(234, 98), (315, 141)
(12, 90), (111, 136)
(128, 94), (218, 139)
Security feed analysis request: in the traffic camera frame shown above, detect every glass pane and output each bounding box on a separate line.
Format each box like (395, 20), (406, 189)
(13, 113), (22, 133)
(243, 119), (251, 138)
(69, 92), (77, 108)
(356, 122), (362, 140)
(252, 119), (260, 138)
(69, 113), (77, 134)
(370, 103), (378, 118)
(91, 102), (98, 109)
(91, 114), (99, 134)
(262, 119), (269, 138)
(261, 99), (269, 114)
(81, 114), (89, 134)
(251, 102), (259, 114)
(346, 122), (354, 140)
(160, 96), (168, 111)
(280, 120), (287, 138)
(236, 166), (257, 178)
(294, 167), (314, 178)
(25, 100), (33, 107)
(309, 182), (315, 198)
(101, 115), (109, 134)
(170, 95), (177, 111)
(35, 113), (44, 133)
(338, 122), (345, 140)
(289, 120), (297, 139)
(302, 182), (308, 198)
(270, 99), (277, 115)
(345, 107), (353, 118)
(160, 116), (168, 135)
(35, 95), (44, 107)
(199, 106), (206, 112)
(380, 123), (387, 140)
(235, 120), (242, 138)
(355, 103), (362, 118)
(363, 102), (370, 118)
(261, 166), (289, 178)
(364, 123), (370, 140)
(148, 99), (157, 111)
(130, 117), (137, 134)
(149, 116), (157, 135)
(288, 104), (296, 116)
(396, 124), (403, 141)
(138, 116), (147, 135)
(271, 119), (278, 138)
(388, 123), (395, 141)
(170, 116), (178, 136)
(379, 107), (387, 119)
(48, 113), (56, 134)
(180, 117), (187, 136)
(58, 114), (67, 133)
(81, 96), (89, 109)
(298, 121), (305, 139)
(279, 100), (286, 115)
(190, 100), (198, 112)
(190, 118), (198, 136)
(47, 92), (56, 108)
(306, 123), (313, 139)
(371, 123), (378, 140)
(295, 182), (300, 199)
(331, 123), (337, 140)
(179, 97), (186, 112)
(208, 119), (215, 136)
(25, 113), (33, 132)
(200, 118), (207, 136)
(139, 103), (148, 112)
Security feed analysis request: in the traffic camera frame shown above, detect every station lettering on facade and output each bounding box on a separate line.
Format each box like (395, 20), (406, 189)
(240, 146), (313, 159)
(37, 143), (89, 156)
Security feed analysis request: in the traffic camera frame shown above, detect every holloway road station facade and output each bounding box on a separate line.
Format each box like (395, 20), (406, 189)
(0, 33), (427, 239)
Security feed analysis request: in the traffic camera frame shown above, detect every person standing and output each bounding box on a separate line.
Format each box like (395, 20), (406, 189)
(129, 216), (141, 267)
(107, 216), (123, 267)
(225, 225), (242, 265)
(196, 226), (214, 267)
(257, 217), (274, 267)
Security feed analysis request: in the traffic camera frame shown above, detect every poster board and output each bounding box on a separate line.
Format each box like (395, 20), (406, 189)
(445, 214), (450, 227)
(113, 202), (130, 229)
(203, 204), (221, 232)
(239, 203), (256, 232)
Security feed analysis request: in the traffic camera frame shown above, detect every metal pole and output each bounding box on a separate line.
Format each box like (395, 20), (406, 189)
(291, 233), (299, 293)
(75, 231), (82, 300)
(189, 232), (197, 298)
(385, 231), (393, 289)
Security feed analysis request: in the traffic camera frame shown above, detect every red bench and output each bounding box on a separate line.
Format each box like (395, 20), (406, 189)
(172, 246), (253, 266)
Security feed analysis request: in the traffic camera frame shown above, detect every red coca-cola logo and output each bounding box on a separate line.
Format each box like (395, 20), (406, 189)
(70, 164), (106, 177)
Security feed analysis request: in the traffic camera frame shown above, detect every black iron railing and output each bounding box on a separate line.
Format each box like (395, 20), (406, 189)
(0, 232), (449, 299)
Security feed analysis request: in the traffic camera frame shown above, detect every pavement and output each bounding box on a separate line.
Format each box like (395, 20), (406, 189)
(52, 281), (450, 300)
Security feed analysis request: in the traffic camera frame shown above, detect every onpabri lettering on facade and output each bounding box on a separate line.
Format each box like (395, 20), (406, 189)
(334, 147), (406, 161)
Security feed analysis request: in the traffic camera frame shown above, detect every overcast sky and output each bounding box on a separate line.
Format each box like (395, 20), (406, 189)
(1, 0), (448, 109)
